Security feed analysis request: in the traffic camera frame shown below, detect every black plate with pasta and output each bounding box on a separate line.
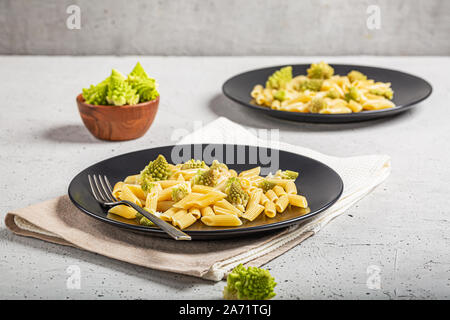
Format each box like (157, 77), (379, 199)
(68, 144), (343, 240)
(222, 63), (432, 123)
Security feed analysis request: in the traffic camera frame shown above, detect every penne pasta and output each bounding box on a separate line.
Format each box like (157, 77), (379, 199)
(273, 185), (287, 197)
(288, 194), (308, 208)
(201, 215), (242, 227)
(275, 194), (290, 213)
(241, 204), (265, 221)
(200, 206), (215, 217)
(264, 201), (277, 218)
(284, 181), (297, 194)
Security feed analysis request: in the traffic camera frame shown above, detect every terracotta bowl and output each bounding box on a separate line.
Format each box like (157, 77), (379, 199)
(76, 94), (159, 141)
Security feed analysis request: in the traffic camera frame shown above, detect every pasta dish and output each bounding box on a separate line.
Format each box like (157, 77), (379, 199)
(250, 62), (395, 114)
(108, 155), (308, 230)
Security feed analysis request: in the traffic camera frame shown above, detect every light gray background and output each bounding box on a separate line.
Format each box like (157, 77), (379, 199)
(0, 56), (449, 299)
(0, 0), (449, 55)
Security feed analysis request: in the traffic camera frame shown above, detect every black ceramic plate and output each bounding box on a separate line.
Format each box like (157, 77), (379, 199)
(222, 64), (432, 123)
(68, 144), (343, 240)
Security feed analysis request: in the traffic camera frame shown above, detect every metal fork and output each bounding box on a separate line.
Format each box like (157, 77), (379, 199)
(88, 174), (191, 240)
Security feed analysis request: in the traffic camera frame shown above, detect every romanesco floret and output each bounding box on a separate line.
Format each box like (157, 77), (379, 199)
(223, 264), (276, 300)
(309, 97), (326, 113)
(139, 216), (154, 226)
(276, 170), (299, 180)
(140, 155), (171, 192)
(181, 159), (208, 170)
(193, 168), (219, 187)
(344, 86), (360, 102)
(127, 62), (149, 83)
(369, 87), (394, 100)
(224, 177), (249, 208)
(133, 78), (159, 102)
(347, 70), (367, 83)
(298, 79), (323, 92)
(210, 160), (228, 172)
(307, 62), (334, 79)
(266, 66), (293, 90)
(106, 69), (139, 106)
(258, 180), (276, 192)
(172, 184), (189, 202)
(273, 90), (287, 101)
(326, 88), (339, 99)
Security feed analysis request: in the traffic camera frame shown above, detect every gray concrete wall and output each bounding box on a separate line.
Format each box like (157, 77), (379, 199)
(0, 0), (449, 56)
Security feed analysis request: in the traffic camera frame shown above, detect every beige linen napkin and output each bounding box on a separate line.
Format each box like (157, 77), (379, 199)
(4, 117), (391, 281)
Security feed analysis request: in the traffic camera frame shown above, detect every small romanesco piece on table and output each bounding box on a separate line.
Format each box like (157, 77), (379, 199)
(223, 264), (277, 300)
(266, 66), (293, 90)
(140, 155), (172, 192)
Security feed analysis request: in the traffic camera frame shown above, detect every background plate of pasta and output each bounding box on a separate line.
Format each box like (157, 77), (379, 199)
(222, 63), (432, 123)
(68, 144), (343, 239)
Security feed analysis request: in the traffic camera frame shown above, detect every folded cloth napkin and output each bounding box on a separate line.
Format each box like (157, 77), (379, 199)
(4, 117), (391, 281)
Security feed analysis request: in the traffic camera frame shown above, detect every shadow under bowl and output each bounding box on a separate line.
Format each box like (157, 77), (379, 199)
(76, 94), (160, 141)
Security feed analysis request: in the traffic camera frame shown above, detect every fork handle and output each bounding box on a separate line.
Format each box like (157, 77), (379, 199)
(121, 200), (192, 240)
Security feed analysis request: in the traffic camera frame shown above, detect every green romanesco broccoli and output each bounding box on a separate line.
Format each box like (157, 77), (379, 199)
(106, 69), (139, 106)
(140, 155), (172, 192)
(369, 87), (394, 100)
(193, 168), (219, 187)
(309, 97), (327, 113)
(276, 170), (299, 180)
(171, 184), (189, 202)
(344, 86), (360, 102)
(347, 70), (367, 82)
(326, 88), (339, 99)
(223, 264), (276, 300)
(224, 177), (249, 208)
(127, 62), (149, 83)
(273, 90), (287, 101)
(181, 159), (208, 170)
(258, 180), (276, 192)
(307, 62), (334, 79)
(298, 79), (324, 92)
(266, 66), (293, 90)
(82, 77), (110, 105)
(210, 160), (228, 172)
(133, 78), (159, 102)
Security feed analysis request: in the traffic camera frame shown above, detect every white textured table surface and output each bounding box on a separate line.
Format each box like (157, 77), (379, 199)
(0, 56), (449, 300)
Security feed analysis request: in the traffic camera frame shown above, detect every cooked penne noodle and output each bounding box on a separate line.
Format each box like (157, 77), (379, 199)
(213, 205), (239, 216)
(264, 201), (277, 218)
(200, 206), (215, 217)
(241, 204), (265, 221)
(201, 215), (242, 227)
(275, 194), (290, 213)
(265, 189), (278, 202)
(239, 166), (261, 177)
(124, 175), (140, 184)
(120, 184), (142, 206)
(112, 181), (124, 198)
(192, 185), (215, 194)
(172, 193), (204, 209)
(160, 207), (179, 222)
(157, 200), (175, 212)
(172, 211), (196, 229)
(273, 185), (287, 197)
(247, 188), (263, 209)
(188, 207), (201, 219)
(124, 184), (146, 200)
(284, 181), (297, 194)
(108, 205), (138, 219)
(260, 193), (270, 205)
(145, 189), (159, 213)
(215, 198), (244, 214)
(288, 194), (308, 208)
